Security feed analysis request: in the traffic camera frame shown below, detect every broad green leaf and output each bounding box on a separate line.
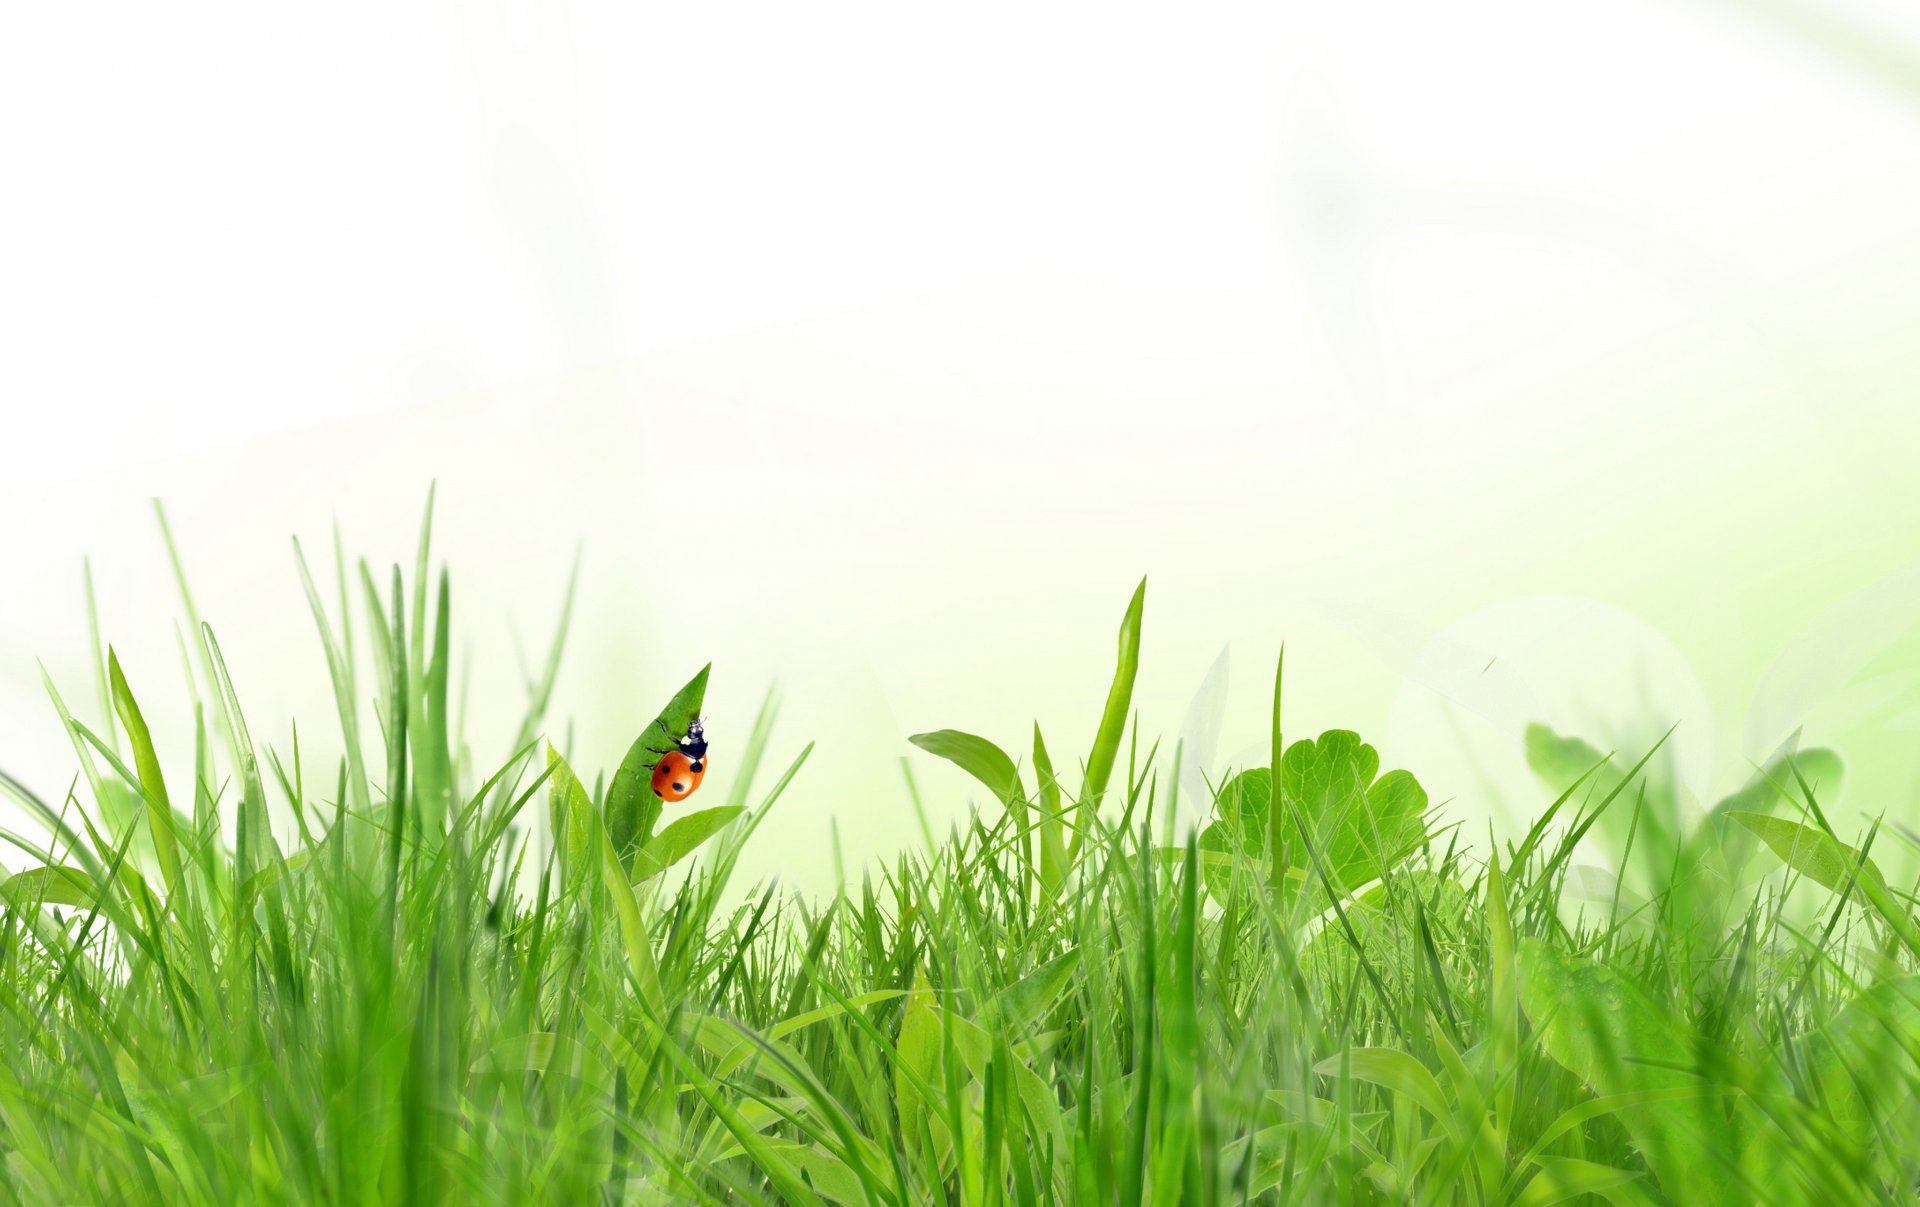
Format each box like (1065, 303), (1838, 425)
(1518, 939), (1739, 1203)
(1199, 767), (1271, 902)
(1524, 722), (1679, 894)
(1513, 1156), (1643, 1207)
(761, 1142), (867, 1205)
(1278, 731), (1370, 873)
(1274, 731), (1429, 899)
(947, 1013), (1067, 1178)
(1523, 724), (1618, 799)
(1726, 811), (1886, 898)
(1, 865), (99, 910)
(991, 948), (1081, 1034)
(696, 1096), (810, 1164)
(894, 976), (947, 1170)
(1662, 748), (1847, 939)
(908, 730), (1025, 811)
(1355, 770), (1429, 877)
(1313, 1048), (1452, 1129)
(1806, 975), (1920, 1159)
(631, 805), (744, 884)
(1213, 768), (1271, 855)
(607, 664), (710, 871)
(481, 1032), (557, 1074)
(1723, 812), (1920, 966)
(1515, 1085), (1727, 1181)
(1710, 748), (1843, 818)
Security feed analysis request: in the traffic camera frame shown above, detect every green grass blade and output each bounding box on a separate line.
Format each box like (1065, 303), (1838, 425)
(1074, 578), (1145, 853)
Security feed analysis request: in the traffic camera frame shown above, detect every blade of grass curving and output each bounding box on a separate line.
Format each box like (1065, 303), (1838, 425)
(1033, 724), (1068, 897)
(83, 559), (119, 760)
(1073, 578), (1145, 857)
(154, 500), (239, 769)
(39, 664), (132, 843)
(107, 650), (183, 895)
(294, 536), (372, 815)
(721, 684), (779, 815)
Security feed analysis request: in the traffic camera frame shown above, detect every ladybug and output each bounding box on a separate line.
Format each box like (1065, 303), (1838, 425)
(648, 718), (708, 803)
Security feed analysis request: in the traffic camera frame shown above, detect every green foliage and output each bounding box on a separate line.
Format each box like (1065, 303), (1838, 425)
(1517, 939), (1748, 1203)
(1199, 731), (1430, 912)
(1728, 810), (1886, 897)
(2, 520), (1918, 1205)
(906, 731), (1024, 814)
(909, 578), (1146, 897)
(1, 863), (98, 909)
(1080, 577), (1146, 827)
(631, 805), (747, 884)
(608, 663), (711, 871)
(1522, 720), (1848, 901)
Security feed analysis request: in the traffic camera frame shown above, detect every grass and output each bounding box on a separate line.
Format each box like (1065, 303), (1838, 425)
(1, 505), (1918, 1205)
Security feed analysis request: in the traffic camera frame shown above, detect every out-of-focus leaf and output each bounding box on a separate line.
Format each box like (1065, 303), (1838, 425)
(1523, 724), (1618, 800)
(991, 948), (1081, 1034)
(1525, 722), (1680, 895)
(1710, 748), (1843, 818)
(1518, 939), (1741, 1203)
(1513, 1156), (1643, 1207)
(894, 975), (948, 1170)
(761, 1143), (866, 1205)
(1726, 812), (1886, 898)
(1807, 976), (1920, 1159)
(1, 865), (99, 910)
(1313, 1048), (1452, 1129)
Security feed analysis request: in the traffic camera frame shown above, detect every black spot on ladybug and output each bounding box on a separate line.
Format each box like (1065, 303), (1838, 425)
(672, 782), (687, 793)
(652, 788), (664, 798)
(689, 761), (703, 773)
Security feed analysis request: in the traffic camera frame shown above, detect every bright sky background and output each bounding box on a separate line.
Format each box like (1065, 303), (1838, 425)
(5, 0), (1920, 889)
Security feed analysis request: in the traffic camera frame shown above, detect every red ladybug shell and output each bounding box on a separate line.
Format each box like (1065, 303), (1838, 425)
(650, 750), (706, 803)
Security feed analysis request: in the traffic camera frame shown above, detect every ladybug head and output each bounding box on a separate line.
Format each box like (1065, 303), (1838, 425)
(678, 717), (709, 759)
